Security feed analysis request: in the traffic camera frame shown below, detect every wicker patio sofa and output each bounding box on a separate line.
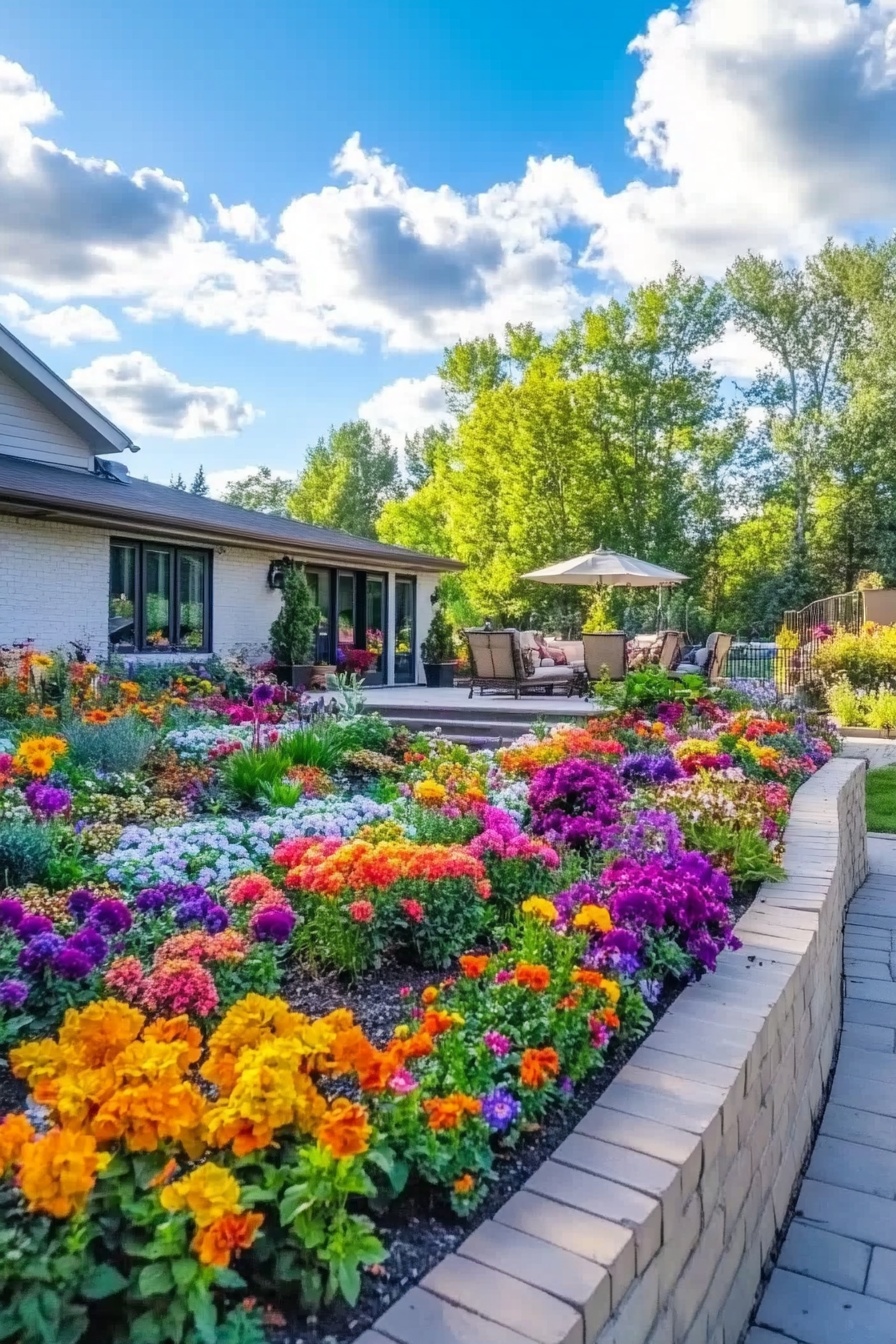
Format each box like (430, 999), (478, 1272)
(676, 631), (733, 682)
(582, 632), (627, 681)
(463, 629), (577, 697)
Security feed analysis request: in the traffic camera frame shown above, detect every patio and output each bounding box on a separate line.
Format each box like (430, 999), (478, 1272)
(361, 684), (598, 744)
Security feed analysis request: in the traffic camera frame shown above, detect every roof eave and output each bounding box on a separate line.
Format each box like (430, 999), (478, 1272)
(0, 322), (135, 456)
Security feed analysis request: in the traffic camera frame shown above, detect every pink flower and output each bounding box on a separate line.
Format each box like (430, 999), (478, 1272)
(348, 900), (375, 923)
(401, 899), (425, 923)
(399, 986), (412, 998)
(494, 970), (513, 985)
(388, 1069), (418, 1095)
(104, 955), (145, 1003)
(483, 1030), (512, 1057)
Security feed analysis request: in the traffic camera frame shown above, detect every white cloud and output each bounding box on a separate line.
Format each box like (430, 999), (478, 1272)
(6, 5), (896, 362)
(582, 0), (896, 284)
(205, 464), (293, 498)
(0, 293), (119, 345)
(358, 374), (452, 441)
(697, 322), (771, 379)
(69, 352), (259, 439)
(210, 194), (268, 243)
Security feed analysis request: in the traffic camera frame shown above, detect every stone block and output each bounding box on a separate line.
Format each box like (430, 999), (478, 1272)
(494, 1191), (636, 1307)
(423, 1255), (583, 1344)
(778, 1222), (870, 1293)
(551, 1133), (681, 1229)
(830, 1070), (896, 1117)
(457, 1221), (612, 1339)
(808, 1132), (896, 1199)
(658, 1192), (701, 1300)
(375, 1286), (537, 1344)
(525, 1162), (661, 1274)
(594, 1078), (723, 1161)
(671, 1205), (724, 1338)
(821, 1101), (896, 1152)
(757, 1268), (896, 1344)
(795, 1178), (896, 1250)
(591, 1256), (660, 1344)
(839, 1021), (896, 1053)
(866, 1246), (896, 1304)
(718, 1239), (762, 1344)
(633, 1045), (743, 1095)
(575, 1105), (703, 1199)
(837, 1043), (896, 1084)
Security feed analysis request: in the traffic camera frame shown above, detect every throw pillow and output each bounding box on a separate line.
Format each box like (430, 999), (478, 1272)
(543, 641), (568, 666)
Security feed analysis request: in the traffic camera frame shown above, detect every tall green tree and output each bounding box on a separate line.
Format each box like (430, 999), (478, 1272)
(189, 466), (209, 496)
(288, 420), (402, 538)
(223, 466), (294, 515)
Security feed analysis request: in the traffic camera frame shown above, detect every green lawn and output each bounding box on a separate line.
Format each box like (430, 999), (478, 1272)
(867, 766), (896, 833)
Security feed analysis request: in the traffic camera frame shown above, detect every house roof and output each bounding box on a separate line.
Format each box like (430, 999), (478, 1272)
(0, 453), (463, 573)
(0, 322), (135, 456)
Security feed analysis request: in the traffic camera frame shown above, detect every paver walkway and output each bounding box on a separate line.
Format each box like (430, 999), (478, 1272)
(747, 835), (896, 1343)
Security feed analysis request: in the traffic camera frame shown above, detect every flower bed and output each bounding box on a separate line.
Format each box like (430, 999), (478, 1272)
(0, 647), (838, 1344)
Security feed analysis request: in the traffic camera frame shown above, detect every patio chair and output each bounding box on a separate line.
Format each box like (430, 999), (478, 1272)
(463, 629), (575, 698)
(582, 632), (627, 682)
(676, 631), (733, 682)
(657, 630), (684, 671)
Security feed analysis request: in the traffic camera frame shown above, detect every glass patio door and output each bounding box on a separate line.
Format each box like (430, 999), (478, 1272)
(365, 575), (386, 684)
(394, 578), (416, 683)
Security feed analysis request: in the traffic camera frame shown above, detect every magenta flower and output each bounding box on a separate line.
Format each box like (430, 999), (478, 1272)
(483, 1029), (512, 1057)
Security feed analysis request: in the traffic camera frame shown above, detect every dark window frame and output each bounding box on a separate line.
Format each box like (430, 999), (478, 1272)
(109, 538), (213, 654)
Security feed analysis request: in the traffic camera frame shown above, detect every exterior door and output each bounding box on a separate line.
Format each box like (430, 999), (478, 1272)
(365, 575), (386, 684)
(394, 577), (416, 683)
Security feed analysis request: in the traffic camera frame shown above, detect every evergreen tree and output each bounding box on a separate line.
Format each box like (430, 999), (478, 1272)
(190, 466), (209, 496)
(170, 473), (186, 490)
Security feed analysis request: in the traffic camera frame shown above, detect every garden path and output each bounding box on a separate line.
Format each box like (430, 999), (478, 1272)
(747, 835), (896, 1343)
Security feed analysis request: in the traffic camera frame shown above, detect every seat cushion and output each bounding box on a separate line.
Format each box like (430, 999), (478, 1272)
(528, 665), (574, 683)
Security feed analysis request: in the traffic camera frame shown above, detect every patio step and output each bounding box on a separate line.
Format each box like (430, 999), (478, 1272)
(372, 704), (588, 746)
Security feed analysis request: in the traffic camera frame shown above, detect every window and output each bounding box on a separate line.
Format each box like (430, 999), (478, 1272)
(305, 569), (331, 663)
(109, 541), (211, 653)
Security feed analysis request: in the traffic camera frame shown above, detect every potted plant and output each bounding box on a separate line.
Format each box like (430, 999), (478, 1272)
(269, 566), (319, 689)
(420, 600), (457, 688)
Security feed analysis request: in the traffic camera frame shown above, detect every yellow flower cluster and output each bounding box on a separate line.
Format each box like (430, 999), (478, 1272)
(736, 738), (780, 767)
(159, 1161), (264, 1266)
(13, 734), (68, 778)
(521, 896), (559, 923)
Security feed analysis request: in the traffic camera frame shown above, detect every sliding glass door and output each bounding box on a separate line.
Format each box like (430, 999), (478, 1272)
(365, 576), (386, 685)
(394, 578), (416, 684)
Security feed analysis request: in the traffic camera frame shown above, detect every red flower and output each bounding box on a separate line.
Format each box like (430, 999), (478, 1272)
(400, 899), (424, 923)
(348, 900), (375, 923)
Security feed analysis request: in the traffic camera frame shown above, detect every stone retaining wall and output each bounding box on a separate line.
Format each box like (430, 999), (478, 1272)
(356, 756), (868, 1344)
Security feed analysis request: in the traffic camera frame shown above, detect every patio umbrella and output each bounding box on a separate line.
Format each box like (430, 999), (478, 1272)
(522, 546), (688, 588)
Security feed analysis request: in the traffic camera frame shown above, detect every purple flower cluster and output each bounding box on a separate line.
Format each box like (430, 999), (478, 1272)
(134, 882), (229, 933)
(618, 808), (684, 862)
(249, 903), (296, 944)
(620, 753), (684, 788)
(528, 760), (628, 851)
(481, 1087), (522, 1132)
(468, 805), (561, 867)
(0, 891), (130, 990)
(24, 780), (72, 818)
(0, 979), (28, 1009)
(599, 851), (738, 972)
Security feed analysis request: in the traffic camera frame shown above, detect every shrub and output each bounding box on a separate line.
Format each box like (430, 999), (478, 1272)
(867, 689), (896, 734)
(814, 624), (896, 692)
(220, 746), (289, 806)
(827, 678), (869, 727)
(278, 720), (346, 771)
(270, 567), (318, 665)
(64, 715), (156, 774)
(420, 602), (456, 664)
(0, 821), (55, 888)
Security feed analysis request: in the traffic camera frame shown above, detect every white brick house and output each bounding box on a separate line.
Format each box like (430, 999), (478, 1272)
(0, 323), (459, 684)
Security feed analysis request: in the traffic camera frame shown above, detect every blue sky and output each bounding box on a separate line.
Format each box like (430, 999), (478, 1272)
(2, 0), (896, 490)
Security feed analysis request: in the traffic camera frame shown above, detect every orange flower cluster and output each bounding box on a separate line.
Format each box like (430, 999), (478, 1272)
(513, 962), (551, 992)
(276, 837), (488, 899)
(497, 722), (625, 777)
(520, 1047), (560, 1089)
(159, 1161), (263, 1267)
(459, 954), (490, 979)
(423, 1093), (482, 1130)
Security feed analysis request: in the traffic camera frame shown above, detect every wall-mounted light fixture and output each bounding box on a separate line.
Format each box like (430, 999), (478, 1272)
(267, 556), (295, 590)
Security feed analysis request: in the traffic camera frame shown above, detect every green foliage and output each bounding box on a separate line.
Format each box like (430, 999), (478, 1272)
(602, 667), (704, 713)
(269, 567), (319, 666)
(681, 820), (784, 887)
(64, 715), (156, 774)
(420, 601), (455, 663)
(867, 689), (896, 733)
(867, 767), (896, 833)
(278, 720), (347, 770)
(581, 591), (616, 634)
(0, 820), (57, 888)
(827, 678), (869, 726)
(814, 625), (896, 692)
(288, 421), (402, 538)
(221, 466), (294, 515)
(220, 747), (290, 806)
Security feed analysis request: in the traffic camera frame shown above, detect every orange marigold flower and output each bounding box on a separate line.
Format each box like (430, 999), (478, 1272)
(18, 1128), (110, 1218)
(421, 1009), (455, 1037)
(601, 1009), (620, 1030)
(453, 1173), (475, 1195)
(317, 1098), (372, 1159)
(520, 1047), (560, 1089)
(0, 1113), (35, 1173)
(423, 1093), (482, 1131)
(192, 1210), (264, 1267)
(571, 969), (605, 990)
(514, 963), (551, 992)
(458, 954), (490, 979)
(421, 986), (439, 1005)
(83, 709), (112, 725)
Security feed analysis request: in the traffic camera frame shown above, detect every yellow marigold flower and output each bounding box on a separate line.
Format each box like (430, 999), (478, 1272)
(203, 1041), (327, 1155)
(521, 896), (559, 923)
(160, 1162), (242, 1227)
(10, 1037), (65, 1091)
(58, 1000), (146, 1071)
(413, 779), (448, 807)
(600, 977), (621, 1005)
(0, 1113), (34, 1173)
(573, 904), (613, 933)
(30, 654), (54, 668)
(202, 994), (309, 1093)
(18, 1129), (110, 1218)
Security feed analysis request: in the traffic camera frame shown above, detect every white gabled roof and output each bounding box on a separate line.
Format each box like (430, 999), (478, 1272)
(0, 321), (136, 456)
